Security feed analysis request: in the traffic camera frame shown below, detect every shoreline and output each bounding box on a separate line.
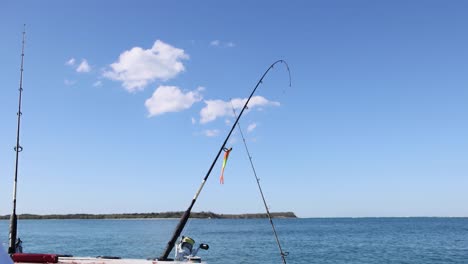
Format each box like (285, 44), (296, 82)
(0, 211), (297, 220)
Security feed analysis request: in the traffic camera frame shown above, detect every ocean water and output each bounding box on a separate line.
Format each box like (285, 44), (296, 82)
(1, 218), (467, 263)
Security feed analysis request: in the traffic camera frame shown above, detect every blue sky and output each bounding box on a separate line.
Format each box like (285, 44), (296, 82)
(0, 1), (467, 218)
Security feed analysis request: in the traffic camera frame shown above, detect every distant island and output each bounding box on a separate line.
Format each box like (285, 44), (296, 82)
(0, 211), (297, 220)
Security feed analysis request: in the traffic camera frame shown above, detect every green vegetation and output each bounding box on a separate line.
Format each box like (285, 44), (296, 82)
(0, 211), (297, 220)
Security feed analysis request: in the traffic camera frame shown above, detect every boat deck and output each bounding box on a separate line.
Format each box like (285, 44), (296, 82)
(14, 256), (205, 264)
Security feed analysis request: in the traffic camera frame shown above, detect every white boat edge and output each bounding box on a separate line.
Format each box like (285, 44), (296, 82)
(15, 256), (206, 264)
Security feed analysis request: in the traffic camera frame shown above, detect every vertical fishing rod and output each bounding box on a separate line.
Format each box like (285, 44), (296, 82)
(231, 104), (288, 264)
(159, 60), (291, 260)
(9, 25), (26, 255)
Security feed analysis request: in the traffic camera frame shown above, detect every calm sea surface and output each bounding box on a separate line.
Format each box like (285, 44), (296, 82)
(1, 218), (467, 263)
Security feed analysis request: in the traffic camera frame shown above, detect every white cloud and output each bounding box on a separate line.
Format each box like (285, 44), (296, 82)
(228, 137), (238, 144)
(93, 80), (102, 87)
(64, 79), (76, 86)
(210, 40), (235, 48)
(247, 123), (257, 133)
(76, 59), (91, 73)
(199, 96), (280, 124)
(191, 117), (196, 124)
(199, 100), (230, 124)
(145, 86), (203, 117)
(65, 58), (76, 66)
(103, 40), (189, 92)
(204, 129), (219, 137)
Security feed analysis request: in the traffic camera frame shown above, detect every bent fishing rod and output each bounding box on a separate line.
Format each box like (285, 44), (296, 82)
(9, 25), (26, 254)
(159, 60), (291, 260)
(231, 103), (288, 264)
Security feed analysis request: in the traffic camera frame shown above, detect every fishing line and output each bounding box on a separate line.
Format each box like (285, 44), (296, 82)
(230, 102), (289, 264)
(159, 60), (291, 260)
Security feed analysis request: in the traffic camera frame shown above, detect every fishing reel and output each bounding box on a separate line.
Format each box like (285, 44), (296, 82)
(175, 236), (209, 262)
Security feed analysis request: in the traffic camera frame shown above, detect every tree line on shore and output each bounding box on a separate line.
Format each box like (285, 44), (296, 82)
(0, 211), (297, 220)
